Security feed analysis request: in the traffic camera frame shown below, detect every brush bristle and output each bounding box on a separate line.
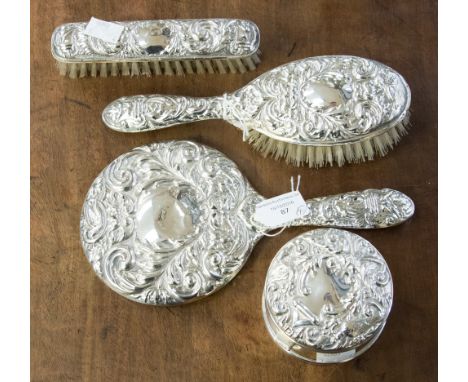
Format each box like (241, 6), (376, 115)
(141, 61), (151, 76)
(56, 51), (261, 78)
(248, 120), (409, 167)
(215, 59), (227, 74)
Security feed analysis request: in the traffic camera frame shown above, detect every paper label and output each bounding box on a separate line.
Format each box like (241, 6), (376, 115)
(254, 191), (310, 228)
(83, 17), (124, 44)
(316, 349), (356, 363)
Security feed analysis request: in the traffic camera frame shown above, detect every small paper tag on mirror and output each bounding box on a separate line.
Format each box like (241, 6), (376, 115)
(83, 17), (124, 44)
(254, 191), (310, 228)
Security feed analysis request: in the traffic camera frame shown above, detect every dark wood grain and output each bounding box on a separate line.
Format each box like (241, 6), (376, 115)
(31, 1), (437, 381)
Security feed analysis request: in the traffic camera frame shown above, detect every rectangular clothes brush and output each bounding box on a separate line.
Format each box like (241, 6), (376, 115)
(51, 18), (261, 78)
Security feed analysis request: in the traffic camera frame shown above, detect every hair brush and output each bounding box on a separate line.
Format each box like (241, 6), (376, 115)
(102, 55), (411, 167)
(51, 18), (260, 78)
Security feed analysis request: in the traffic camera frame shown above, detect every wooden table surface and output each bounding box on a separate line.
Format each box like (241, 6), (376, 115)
(31, 1), (437, 381)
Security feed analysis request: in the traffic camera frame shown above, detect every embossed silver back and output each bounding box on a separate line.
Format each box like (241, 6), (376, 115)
(52, 19), (260, 77)
(263, 229), (393, 363)
(229, 55), (410, 146)
(80, 141), (413, 305)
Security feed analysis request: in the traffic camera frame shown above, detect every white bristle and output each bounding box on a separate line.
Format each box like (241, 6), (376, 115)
(295, 145), (305, 166)
(264, 137), (277, 158)
(251, 52), (261, 64)
(402, 111), (411, 126)
(249, 133), (264, 153)
(283, 143), (293, 164)
(343, 144), (354, 162)
(131, 62), (140, 76)
(226, 59), (237, 73)
(58, 62), (67, 76)
(388, 126), (401, 143)
(100, 63), (108, 77)
(353, 142), (365, 162)
(373, 136), (386, 156)
(183, 61), (194, 74)
(194, 60), (205, 74)
(274, 141), (286, 160)
(58, 46), (262, 78)
(141, 62), (151, 76)
(215, 59), (227, 74)
(110, 63), (118, 76)
(282, 143), (292, 163)
(243, 56), (256, 71)
(288, 145), (298, 165)
(247, 124), (409, 167)
(121, 62), (130, 76)
(174, 61), (184, 75)
(164, 61), (174, 75)
(333, 146), (345, 166)
(363, 140), (374, 160)
(79, 63), (87, 78)
(307, 147), (315, 168)
(58, 48), (262, 78)
(325, 147), (333, 166)
(396, 121), (408, 135)
(381, 132), (394, 150)
(69, 63), (78, 79)
(315, 147), (324, 167)
(204, 60), (215, 74)
(259, 139), (269, 157)
(235, 58), (247, 73)
(152, 62), (162, 75)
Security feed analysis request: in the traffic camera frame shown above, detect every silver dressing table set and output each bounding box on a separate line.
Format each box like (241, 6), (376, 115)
(52, 18), (414, 363)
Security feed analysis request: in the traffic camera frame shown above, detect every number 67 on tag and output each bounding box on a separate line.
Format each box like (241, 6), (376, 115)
(254, 191), (311, 228)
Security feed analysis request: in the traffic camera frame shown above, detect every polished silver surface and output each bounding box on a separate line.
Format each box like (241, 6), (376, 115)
(52, 19), (260, 62)
(103, 55), (410, 145)
(80, 141), (413, 305)
(263, 229), (393, 363)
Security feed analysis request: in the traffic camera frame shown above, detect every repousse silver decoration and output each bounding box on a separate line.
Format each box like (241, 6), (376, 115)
(51, 19), (260, 62)
(263, 229), (393, 363)
(80, 141), (413, 305)
(103, 55), (410, 145)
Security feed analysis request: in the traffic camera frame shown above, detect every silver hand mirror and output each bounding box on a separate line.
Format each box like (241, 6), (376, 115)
(80, 141), (414, 305)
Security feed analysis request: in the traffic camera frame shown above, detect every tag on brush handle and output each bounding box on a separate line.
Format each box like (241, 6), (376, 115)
(83, 17), (124, 44)
(254, 191), (311, 228)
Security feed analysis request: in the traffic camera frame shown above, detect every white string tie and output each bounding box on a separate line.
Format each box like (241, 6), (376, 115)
(221, 93), (250, 141)
(260, 175), (302, 237)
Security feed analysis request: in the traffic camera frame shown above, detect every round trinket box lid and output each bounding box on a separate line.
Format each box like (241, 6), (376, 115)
(262, 228), (393, 363)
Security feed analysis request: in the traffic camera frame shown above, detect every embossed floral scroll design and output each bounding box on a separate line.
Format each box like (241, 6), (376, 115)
(80, 141), (261, 305)
(298, 188), (415, 229)
(264, 229), (393, 351)
(52, 19), (259, 60)
(230, 56), (410, 144)
(102, 56), (410, 146)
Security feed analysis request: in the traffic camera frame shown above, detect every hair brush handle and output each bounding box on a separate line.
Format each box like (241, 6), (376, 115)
(292, 188), (414, 229)
(102, 95), (225, 132)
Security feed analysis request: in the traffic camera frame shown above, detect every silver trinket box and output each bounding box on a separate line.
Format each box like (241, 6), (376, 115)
(263, 228), (393, 363)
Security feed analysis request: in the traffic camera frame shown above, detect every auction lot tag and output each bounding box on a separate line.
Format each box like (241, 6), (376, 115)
(83, 17), (124, 44)
(254, 191), (310, 228)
